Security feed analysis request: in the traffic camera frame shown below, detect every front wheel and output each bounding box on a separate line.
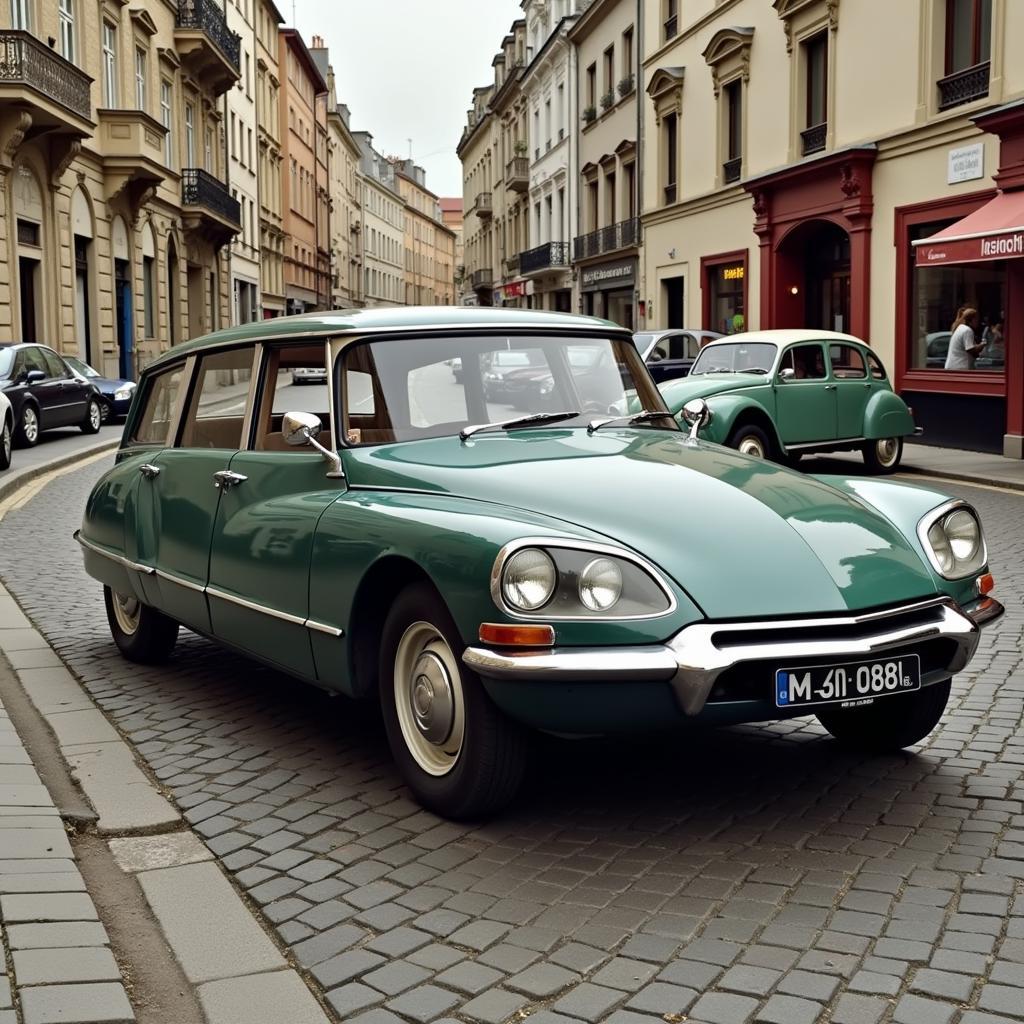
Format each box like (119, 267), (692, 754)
(103, 586), (179, 664)
(816, 680), (951, 751)
(727, 423), (773, 460)
(863, 437), (903, 474)
(81, 399), (102, 435)
(379, 583), (527, 819)
(15, 403), (39, 448)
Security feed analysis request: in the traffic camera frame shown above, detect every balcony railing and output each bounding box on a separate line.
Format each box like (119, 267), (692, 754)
(503, 254), (520, 278)
(176, 0), (241, 71)
(506, 156), (529, 192)
(520, 241), (570, 275)
(937, 61), (990, 111)
(474, 192), (493, 218)
(723, 157), (742, 184)
(182, 167), (241, 226)
(801, 122), (827, 156)
(471, 268), (493, 290)
(0, 30), (92, 121)
(573, 218), (640, 261)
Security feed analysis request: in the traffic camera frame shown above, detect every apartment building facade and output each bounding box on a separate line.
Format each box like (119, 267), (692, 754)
(355, 134), (405, 308)
(641, 0), (1024, 457)
(255, 0), (285, 317)
(393, 161), (457, 306)
(1, 0), (241, 378)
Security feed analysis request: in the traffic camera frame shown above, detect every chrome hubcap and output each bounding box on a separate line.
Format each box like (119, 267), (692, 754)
(90, 403), (101, 429)
(112, 592), (141, 635)
(876, 438), (898, 466)
(738, 436), (765, 458)
(23, 409), (37, 443)
(394, 621), (465, 777)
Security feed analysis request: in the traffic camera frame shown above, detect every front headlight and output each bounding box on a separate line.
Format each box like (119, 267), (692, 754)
(493, 541), (674, 619)
(919, 502), (987, 579)
(114, 385), (134, 401)
(502, 548), (556, 611)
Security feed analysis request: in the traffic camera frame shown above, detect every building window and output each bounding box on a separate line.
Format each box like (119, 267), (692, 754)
(204, 127), (213, 172)
(723, 80), (742, 183)
(143, 254), (155, 338)
(135, 48), (147, 111)
(58, 0), (75, 63)
(664, 0), (678, 41)
(102, 22), (117, 108)
(603, 46), (615, 108)
(10, 0), (30, 31)
(801, 32), (828, 155)
(586, 62), (597, 111)
(940, 0), (992, 109)
(160, 80), (172, 166)
(184, 102), (195, 167)
(663, 112), (678, 205)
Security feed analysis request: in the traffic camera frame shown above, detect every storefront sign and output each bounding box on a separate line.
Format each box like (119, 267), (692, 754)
(503, 280), (526, 299)
(722, 266), (744, 281)
(581, 259), (636, 292)
(916, 230), (1024, 266)
(947, 143), (984, 184)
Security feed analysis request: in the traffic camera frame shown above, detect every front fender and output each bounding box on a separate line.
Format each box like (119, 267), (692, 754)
(864, 390), (915, 440)
(689, 394), (779, 448)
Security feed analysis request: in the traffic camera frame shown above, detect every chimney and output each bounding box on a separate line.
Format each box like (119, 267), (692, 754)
(311, 34), (324, 49)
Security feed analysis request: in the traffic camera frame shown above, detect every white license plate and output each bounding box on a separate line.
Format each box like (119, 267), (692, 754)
(775, 655), (921, 709)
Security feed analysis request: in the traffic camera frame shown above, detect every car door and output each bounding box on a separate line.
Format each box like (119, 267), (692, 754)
(138, 346), (256, 634)
(829, 343), (872, 440)
(645, 334), (680, 383)
(774, 342), (837, 445)
(21, 346), (65, 428)
(206, 342), (344, 679)
(40, 347), (90, 426)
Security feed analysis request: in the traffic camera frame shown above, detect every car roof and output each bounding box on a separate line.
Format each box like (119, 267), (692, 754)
(634, 328), (718, 337)
(147, 306), (625, 373)
(702, 329), (866, 346)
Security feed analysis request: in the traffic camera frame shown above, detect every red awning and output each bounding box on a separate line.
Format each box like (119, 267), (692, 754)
(914, 190), (1024, 266)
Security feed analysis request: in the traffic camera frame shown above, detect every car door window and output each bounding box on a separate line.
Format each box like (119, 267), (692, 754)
(682, 334), (701, 360)
(40, 349), (71, 380)
(133, 365), (184, 445)
(649, 337), (672, 362)
(22, 347), (48, 378)
(254, 344), (333, 451)
(179, 347), (254, 449)
(829, 345), (867, 379)
(866, 351), (887, 380)
(780, 344), (827, 380)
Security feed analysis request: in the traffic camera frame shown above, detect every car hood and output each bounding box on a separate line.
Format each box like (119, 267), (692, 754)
(659, 373), (765, 411)
(344, 431), (939, 619)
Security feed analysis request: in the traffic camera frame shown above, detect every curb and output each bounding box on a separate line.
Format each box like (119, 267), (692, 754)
(0, 438), (120, 506)
(897, 461), (1024, 494)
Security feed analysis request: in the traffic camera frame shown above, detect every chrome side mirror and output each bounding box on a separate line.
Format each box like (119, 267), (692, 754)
(778, 367), (795, 382)
(280, 411), (345, 479)
(681, 398), (713, 442)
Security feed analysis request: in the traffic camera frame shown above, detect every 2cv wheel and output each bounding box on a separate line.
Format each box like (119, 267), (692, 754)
(863, 437), (903, 474)
(816, 680), (950, 751)
(380, 583), (527, 819)
(103, 586), (179, 664)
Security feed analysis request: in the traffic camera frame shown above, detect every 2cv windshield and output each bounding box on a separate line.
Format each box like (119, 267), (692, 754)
(339, 334), (673, 445)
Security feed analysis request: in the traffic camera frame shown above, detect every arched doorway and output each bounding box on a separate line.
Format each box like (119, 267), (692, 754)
(12, 163), (45, 344)
(776, 219), (852, 333)
(71, 186), (95, 363)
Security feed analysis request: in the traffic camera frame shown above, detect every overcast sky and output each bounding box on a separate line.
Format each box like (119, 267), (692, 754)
(290, 0), (523, 199)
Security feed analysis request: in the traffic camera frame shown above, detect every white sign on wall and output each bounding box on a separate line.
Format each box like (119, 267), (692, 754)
(948, 143), (985, 184)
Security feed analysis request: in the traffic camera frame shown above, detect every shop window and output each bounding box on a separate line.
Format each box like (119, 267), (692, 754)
(802, 32), (828, 155)
(703, 256), (747, 335)
(908, 220), (1005, 372)
(939, 0), (991, 110)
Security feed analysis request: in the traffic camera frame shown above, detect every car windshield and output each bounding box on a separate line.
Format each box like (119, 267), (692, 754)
(340, 334), (673, 445)
(65, 357), (100, 378)
(690, 342), (778, 375)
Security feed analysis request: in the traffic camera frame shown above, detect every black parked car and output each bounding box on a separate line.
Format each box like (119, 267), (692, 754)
(0, 343), (104, 447)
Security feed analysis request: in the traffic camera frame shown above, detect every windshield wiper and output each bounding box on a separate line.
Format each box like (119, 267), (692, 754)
(587, 411), (676, 434)
(738, 367), (770, 375)
(460, 410), (581, 441)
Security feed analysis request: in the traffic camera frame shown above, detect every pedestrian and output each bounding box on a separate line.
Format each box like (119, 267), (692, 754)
(944, 306), (985, 370)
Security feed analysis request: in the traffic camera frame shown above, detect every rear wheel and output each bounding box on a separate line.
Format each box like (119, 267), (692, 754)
(727, 423), (773, 461)
(103, 586), (179, 664)
(863, 437), (903, 474)
(0, 417), (11, 470)
(816, 680), (950, 751)
(15, 403), (39, 448)
(81, 399), (102, 435)
(379, 582), (527, 819)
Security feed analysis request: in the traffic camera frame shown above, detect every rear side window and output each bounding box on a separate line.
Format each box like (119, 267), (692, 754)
(41, 348), (70, 379)
(23, 347), (48, 376)
(134, 366), (184, 445)
(866, 351), (886, 380)
(829, 344), (867, 379)
(180, 347), (255, 450)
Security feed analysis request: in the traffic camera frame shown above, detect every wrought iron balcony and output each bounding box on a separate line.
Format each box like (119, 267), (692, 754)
(0, 30), (93, 128)
(937, 61), (990, 111)
(506, 156), (529, 193)
(182, 167), (241, 245)
(801, 122), (827, 156)
(503, 254), (520, 278)
(723, 157), (742, 184)
(474, 192), (493, 219)
(175, 0), (241, 95)
(471, 267), (493, 290)
(520, 241), (570, 275)
(573, 218), (640, 261)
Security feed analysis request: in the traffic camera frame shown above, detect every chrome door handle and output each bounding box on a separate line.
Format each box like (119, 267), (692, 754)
(863, 383), (872, 388)
(213, 470), (247, 490)
(139, 464), (161, 479)
(824, 384), (837, 391)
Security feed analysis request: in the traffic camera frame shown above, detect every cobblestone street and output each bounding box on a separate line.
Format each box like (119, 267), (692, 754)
(2, 461), (1023, 1024)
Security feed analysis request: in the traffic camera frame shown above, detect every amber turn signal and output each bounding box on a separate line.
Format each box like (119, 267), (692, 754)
(977, 573), (995, 595)
(479, 623), (555, 647)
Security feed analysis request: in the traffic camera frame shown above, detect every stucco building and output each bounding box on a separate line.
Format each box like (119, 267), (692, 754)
(255, 0), (285, 317)
(641, 0), (1024, 457)
(440, 198), (465, 300)
(355, 133), (405, 308)
(1, 0), (241, 377)
(393, 160), (457, 306)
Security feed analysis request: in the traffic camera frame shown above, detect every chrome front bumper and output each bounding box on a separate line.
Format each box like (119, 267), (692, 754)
(463, 596), (1003, 717)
